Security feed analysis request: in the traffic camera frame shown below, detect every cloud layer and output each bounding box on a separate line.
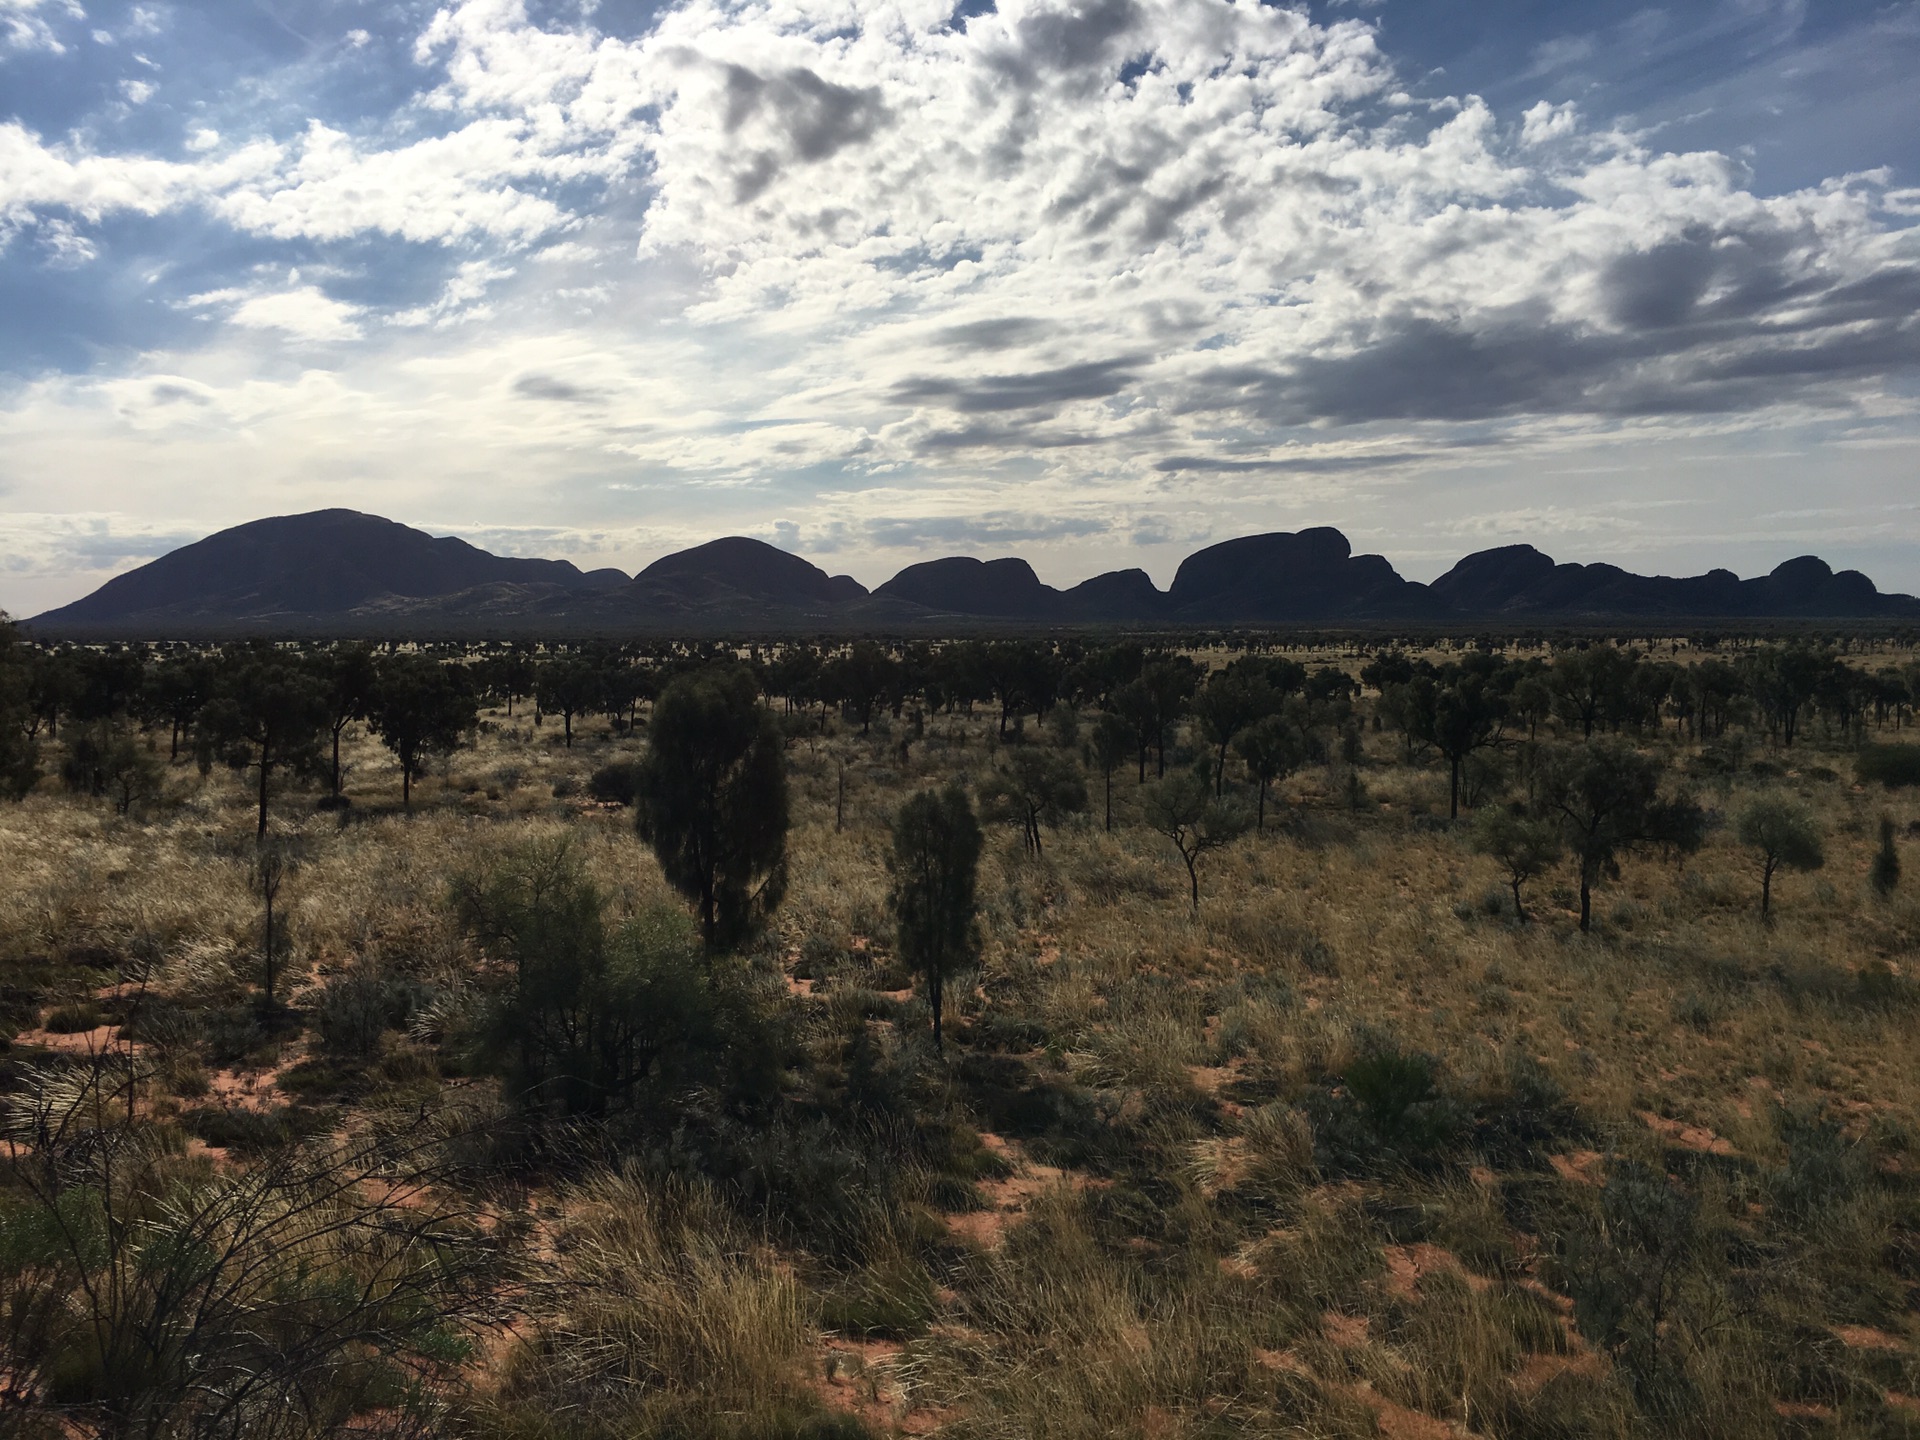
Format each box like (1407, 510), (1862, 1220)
(0, 0), (1916, 613)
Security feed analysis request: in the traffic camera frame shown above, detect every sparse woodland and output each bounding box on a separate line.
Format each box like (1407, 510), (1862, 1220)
(6, 622), (1920, 1439)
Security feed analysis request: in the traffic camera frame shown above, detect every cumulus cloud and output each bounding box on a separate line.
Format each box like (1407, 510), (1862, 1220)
(0, 0), (1918, 609)
(186, 284), (365, 342)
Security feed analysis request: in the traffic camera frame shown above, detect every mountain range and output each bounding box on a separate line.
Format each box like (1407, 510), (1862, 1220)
(24, 509), (1920, 637)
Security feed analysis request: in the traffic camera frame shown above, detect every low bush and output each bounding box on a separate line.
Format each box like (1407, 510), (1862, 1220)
(41, 1002), (103, 1034)
(587, 759), (646, 806)
(1857, 745), (1920, 788)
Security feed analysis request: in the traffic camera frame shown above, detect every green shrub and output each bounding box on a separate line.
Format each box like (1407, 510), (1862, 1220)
(42, 1002), (103, 1034)
(315, 968), (394, 1059)
(1856, 745), (1920, 788)
(454, 839), (780, 1127)
(178, 1104), (321, 1154)
(587, 759), (645, 806)
(1309, 1039), (1465, 1173)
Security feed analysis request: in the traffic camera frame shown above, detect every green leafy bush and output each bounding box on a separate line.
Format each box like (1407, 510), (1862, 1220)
(1857, 745), (1920, 788)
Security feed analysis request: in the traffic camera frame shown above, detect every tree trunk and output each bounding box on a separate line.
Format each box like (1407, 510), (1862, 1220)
(1579, 874), (1592, 932)
(403, 763), (412, 810)
(1103, 770), (1112, 832)
(256, 744), (271, 840)
(1761, 860), (1774, 920)
(1257, 781), (1267, 831)
(1185, 851), (1200, 913)
(1449, 755), (1461, 820)
(931, 964), (944, 1052)
(1512, 876), (1527, 924)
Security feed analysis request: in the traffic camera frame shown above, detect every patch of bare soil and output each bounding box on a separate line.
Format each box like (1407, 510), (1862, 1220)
(1348, 1385), (1471, 1440)
(1832, 1324), (1908, 1352)
(1549, 1150), (1605, 1186)
(944, 1132), (1086, 1249)
(10, 1023), (120, 1055)
(206, 1047), (306, 1113)
(1772, 1401), (1835, 1420)
(1637, 1111), (1737, 1156)
(1380, 1243), (1490, 1302)
(1253, 1348), (1313, 1378)
(814, 1337), (907, 1433)
(1510, 1349), (1608, 1397)
(1321, 1310), (1369, 1348)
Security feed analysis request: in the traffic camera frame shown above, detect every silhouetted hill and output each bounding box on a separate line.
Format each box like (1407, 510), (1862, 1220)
(1429, 545), (1920, 620)
(628, 537), (868, 612)
(1166, 528), (1428, 621)
(873, 556), (1061, 617)
(1062, 568), (1166, 621)
(31, 510), (623, 634)
(26, 512), (1920, 637)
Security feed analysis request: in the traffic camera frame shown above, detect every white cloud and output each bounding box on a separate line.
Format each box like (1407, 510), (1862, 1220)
(1520, 100), (1578, 146)
(1, 0), (80, 53)
(36, 215), (95, 266)
(186, 284), (365, 341)
(1, 0), (1918, 612)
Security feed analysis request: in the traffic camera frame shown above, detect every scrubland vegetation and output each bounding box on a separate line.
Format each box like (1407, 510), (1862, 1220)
(5, 623), (1920, 1439)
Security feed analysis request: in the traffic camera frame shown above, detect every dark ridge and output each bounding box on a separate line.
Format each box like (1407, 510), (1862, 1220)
(1062, 568), (1167, 621)
(631, 536), (858, 608)
(1166, 528), (1428, 621)
(1429, 546), (1918, 620)
(31, 509), (611, 631)
(872, 555), (1063, 617)
(24, 511), (1920, 637)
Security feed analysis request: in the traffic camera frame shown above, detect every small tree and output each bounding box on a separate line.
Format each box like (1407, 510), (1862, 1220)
(1470, 805), (1563, 923)
(823, 640), (899, 735)
(1872, 816), (1901, 897)
(1142, 768), (1251, 913)
(1406, 668), (1507, 820)
(199, 651), (328, 839)
(1737, 796), (1825, 920)
(1086, 711), (1133, 831)
(635, 665), (789, 951)
(978, 747), (1088, 857)
(536, 657), (606, 747)
(888, 786), (982, 1051)
(316, 644), (378, 798)
(1538, 741), (1704, 932)
(102, 728), (163, 816)
(1192, 666), (1277, 795)
(253, 842), (291, 1012)
(454, 839), (758, 1119)
(1233, 713), (1312, 829)
(138, 653), (213, 762)
(366, 654), (478, 809)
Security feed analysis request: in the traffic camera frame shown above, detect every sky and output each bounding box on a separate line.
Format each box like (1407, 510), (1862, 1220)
(1, 0), (1917, 615)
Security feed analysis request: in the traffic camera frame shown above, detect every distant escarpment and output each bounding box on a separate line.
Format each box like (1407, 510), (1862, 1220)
(27, 509), (1920, 637)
